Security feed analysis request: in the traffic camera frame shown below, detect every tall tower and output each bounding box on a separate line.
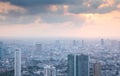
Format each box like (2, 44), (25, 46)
(14, 48), (21, 76)
(68, 54), (89, 76)
(0, 42), (3, 60)
(34, 44), (42, 56)
(93, 62), (101, 76)
(100, 39), (104, 46)
(44, 65), (56, 76)
(118, 41), (120, 51)
(81, 40), (84, 48)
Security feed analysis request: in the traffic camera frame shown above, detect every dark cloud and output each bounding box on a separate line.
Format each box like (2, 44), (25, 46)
(0, 0), (83, 6)
(0, 0), (120, 14)
(0, 0), (120, 24)
(40, 14), (85, 24)
(96, 6), (116, 14)
(0, 0), (84, 15)
(1, 0), (119, 14)
(68, 0), (120, 14)
(0, 15), (36, 25)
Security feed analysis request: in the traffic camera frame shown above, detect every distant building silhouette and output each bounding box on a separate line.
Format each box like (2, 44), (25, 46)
(101, 39), (104, 46)
(81, 40), (84, 47)
(73, 40), (77, 46)
(14, 48), (21, 76)
(68, 54), (89, 76)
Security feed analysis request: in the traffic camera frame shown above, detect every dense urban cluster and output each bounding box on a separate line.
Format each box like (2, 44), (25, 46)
(0, 38), (120, 76)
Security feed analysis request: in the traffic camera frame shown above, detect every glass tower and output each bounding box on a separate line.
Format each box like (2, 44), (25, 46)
(68, 54), (89, 76)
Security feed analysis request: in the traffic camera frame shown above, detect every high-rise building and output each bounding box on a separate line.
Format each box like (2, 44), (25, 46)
(14, 48), (21, 76)
(93, 62), (101, 76)
(72, 40), (79, 46)
(89, 63), (94, 76)
(68, 54), (89, 76)
(44, 65), (56, 76)
(100, 39), (104, 46)
(34, 44), (42, 56)
(81, 40), (84, 47)
(118, 41), (120, 51)
(0, 42), (3, 60)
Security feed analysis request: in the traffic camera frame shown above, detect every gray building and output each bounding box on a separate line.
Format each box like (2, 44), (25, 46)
(44, 65), (56, 76)
(0, 42), (3, 60)
(101, 39), (104, 46)
(93, 62), (101, 76)
(68, 54), (89, 76)
(34, 44), (42, 56)
(14, 48), (21, 76)
(118, 41), (120, 51)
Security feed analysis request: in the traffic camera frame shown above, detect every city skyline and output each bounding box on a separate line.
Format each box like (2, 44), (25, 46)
(0, 38), (120, 76)
(0, 0), (120, 39)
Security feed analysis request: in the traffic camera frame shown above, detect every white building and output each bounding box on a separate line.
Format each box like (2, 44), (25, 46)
(44, 65), (56, 76)
(14, 48), (21, 76)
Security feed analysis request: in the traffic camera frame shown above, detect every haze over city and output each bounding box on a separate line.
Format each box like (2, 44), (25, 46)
(0, 1), (120, 76)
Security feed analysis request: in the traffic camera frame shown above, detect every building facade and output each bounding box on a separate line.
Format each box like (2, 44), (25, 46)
(0, 42), (3, 60)
(44, 65), (56, 76)
(14, 48), (21, 76)
(93, 62), (101, 76)
(68, 54), (89, 76)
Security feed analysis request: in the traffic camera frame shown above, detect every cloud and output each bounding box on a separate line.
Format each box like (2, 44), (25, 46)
(0, 2), (26, 21)
(68, 0), (120, 14)
(0, 0), (120, 24)
(0, 10), (120, 38)
(98, 0), (115, 8)
(0, 20), (77, 38)
(0, 0), (83, 6)
(67, 11), (120, 38)
(117, 4), (120, 8)
(0, 2), (25, 14)
(0, 0), (119, 15)
(0, 15), (6, 20)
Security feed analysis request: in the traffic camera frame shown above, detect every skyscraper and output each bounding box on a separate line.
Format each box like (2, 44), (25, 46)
(100, 39), (104, 46)
(34, 44), (42, 56)
(118, 41), (120, 51)
(0, 42), (3, 60)
(73, 40), (77, 46)
(81, 40), (84, 47)
(44, 65), (56, 76)
(68, 54), (89, 76)
(14, 48), (21, 76)
(93, 62), (101, 76)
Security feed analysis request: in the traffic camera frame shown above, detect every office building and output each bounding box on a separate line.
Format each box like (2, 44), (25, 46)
(100, 39), (104, 46)
(81, 40), (84, 48)
(68, 54), (89, 76)
(93, 62), (101, 76)
(0, 42), (3, 60)
(14, 48), (21, 76)
(89, 63), (94, 76)
(118, 41), (120, 51)
(34, 44), (42, 56)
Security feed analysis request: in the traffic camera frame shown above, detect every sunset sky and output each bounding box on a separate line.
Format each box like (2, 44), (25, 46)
(0, 0), (120, 39)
